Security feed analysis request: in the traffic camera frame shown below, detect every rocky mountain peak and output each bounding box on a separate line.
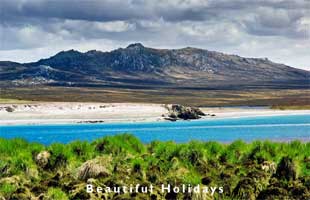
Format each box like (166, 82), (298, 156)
(126, 43), (145, 49)
(57, 49), (81, 55)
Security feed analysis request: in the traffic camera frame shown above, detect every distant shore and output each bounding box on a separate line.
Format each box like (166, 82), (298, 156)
(0, 102), (309, 125)
(200, 107), (310, 120)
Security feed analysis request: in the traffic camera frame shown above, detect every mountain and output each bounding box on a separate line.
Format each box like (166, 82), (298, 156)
(1, 43), (309, 89)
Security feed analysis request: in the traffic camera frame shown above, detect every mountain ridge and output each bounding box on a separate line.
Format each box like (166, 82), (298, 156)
(0, 43), (309, 89)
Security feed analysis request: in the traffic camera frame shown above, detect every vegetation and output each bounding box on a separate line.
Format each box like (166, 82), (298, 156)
(0, 98), (33, 104)
(1, 87), (309, 107)
(0, 134), (309, 199)
(271, 105), (310, 110)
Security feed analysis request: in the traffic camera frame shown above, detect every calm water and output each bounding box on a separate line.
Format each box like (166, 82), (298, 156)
(0, 114), (309, 145)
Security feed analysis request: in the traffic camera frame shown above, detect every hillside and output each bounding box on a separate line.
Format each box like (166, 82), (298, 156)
(1, 43), (309, 89)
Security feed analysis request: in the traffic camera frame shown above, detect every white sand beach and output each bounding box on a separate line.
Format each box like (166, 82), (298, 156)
(0, 103), (168, 125)
(0, 102), (309, 125)
(200, 107), (310, 120)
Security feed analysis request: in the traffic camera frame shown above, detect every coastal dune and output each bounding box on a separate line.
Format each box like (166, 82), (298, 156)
(0, 103), (168, 125)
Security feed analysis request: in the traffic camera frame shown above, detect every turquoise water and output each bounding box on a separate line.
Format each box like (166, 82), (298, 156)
(0, 114), (309, 145)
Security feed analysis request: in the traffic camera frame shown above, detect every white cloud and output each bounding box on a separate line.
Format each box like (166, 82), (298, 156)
(94, 21), (136, 32)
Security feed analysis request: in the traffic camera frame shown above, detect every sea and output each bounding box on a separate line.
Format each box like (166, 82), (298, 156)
(0, 114), (309, 145)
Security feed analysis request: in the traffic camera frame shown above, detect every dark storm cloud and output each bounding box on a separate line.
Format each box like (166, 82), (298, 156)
(1, 0), (308, 22)
(241, 5), (309, 39)
(1, 0), (146, 22)
(0, 0), (309, 69)
(1, 0), (308, 38)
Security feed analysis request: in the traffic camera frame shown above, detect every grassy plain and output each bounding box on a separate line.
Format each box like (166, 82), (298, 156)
(0, 98), (33, 104)
(1, 86), (309, 107)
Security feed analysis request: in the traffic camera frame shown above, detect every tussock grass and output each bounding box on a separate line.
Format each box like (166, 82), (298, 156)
(0, 134), (309, 199)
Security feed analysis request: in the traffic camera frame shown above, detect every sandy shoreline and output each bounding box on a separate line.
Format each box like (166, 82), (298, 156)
(200, 107), (310, 120)
(0, 102), (309, 125)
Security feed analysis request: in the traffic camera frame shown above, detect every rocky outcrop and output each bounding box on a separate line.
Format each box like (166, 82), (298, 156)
(165, 104), (206, 121)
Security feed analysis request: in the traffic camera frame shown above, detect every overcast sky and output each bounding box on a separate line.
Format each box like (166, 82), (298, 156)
(0, 0), (309, 70)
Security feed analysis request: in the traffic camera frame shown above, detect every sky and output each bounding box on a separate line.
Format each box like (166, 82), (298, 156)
(0, 0), (309, 70)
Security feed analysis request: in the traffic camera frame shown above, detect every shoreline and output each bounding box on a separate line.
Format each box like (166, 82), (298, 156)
(0, 102), (309, 125)
(200, 107), (310, 120)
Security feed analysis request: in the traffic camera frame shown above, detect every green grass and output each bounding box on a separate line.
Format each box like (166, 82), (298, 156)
(0, 98), (33, 103)
(92, 133), (146, 155)
(46, 188), (68, 200)
(0, 183), (16, 197)
(0, 134), (309, 199)
(1, 86), (310, 107)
